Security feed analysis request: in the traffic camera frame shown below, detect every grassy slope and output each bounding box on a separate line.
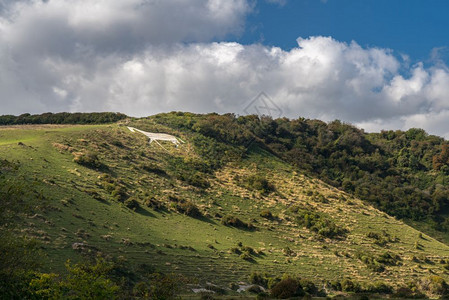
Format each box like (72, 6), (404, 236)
(2, 122), (449, 293)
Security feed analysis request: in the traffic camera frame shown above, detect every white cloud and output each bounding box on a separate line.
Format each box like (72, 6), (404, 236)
(2, 0), (449, 139)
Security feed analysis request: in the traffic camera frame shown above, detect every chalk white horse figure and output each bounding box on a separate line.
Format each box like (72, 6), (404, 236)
(127, 127), (185, 149)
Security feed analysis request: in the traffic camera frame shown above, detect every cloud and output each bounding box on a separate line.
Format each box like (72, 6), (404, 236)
(2, 1), (449, 139)
(1, 0), (251, 54)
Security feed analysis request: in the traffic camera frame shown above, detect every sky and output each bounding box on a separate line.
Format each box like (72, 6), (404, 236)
(2, 0), (449, 138)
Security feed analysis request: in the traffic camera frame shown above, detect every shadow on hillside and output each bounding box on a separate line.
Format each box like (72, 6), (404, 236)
(135, 207), (156, 217)
(196, 215), (216, 225)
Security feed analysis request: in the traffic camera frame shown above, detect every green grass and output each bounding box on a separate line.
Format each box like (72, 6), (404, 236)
(2, 122), (449, 296)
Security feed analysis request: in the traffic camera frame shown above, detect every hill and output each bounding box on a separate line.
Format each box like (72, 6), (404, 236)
(2, 113), (449, 298)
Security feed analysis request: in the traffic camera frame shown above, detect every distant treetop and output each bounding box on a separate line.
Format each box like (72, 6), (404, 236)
(0, 112), (127, 125)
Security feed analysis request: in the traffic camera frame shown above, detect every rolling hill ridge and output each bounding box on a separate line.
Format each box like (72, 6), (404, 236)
(2, 112), (449, 298)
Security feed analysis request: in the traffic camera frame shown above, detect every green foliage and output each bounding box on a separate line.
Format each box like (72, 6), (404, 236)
(175, 201), (203, 218)
(355, 251), (401, 273)
(124, 198), (140, 210)
(238, 174), (275, 195)
(270, 277), (304, 299)
(293, 207), (347, 238)
(73, 151), (103, 169)
(57, 259), (119, 299)
(4, 114), (449, 299)
(109, 184), (127, 202)
(221, 215), (255, 230)
(0, 112), (127, 125)
(340, 278), (362, 293)
(148, 112), (449, 228)
(260, 210), (274, 219)
(166, 157), (210, 189)
(133, 273), (185, 300)
(0, 179), (42, 299)
(249, 272), (269, 288)
(144, 197), (165, 210)
(365, 281), (394, 294)
(419, 275), (449, 296)
(15, 259), (119, 299)
(366, 230), (398, 246)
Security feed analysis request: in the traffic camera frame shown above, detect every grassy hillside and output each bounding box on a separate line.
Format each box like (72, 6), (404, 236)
(2, 117), (449, 298)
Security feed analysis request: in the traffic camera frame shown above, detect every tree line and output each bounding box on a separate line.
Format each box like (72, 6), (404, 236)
(0, 112), (127, 125)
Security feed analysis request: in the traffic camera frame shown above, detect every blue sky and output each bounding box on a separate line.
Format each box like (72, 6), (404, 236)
(1, 0), (449, 138)
(240, 0), (449, 66)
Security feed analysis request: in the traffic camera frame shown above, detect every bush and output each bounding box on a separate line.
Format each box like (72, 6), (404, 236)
(0, 112), (127, 125)
(270, 277), (304, 299)
(393, 286), (426, 299)
(248, 285), (263, 294)
(221, 215), (254, 230)
(260, 210), (273, 219)
(249, 272), (269, 288)
(356, 252), (385, 273)
(294, 208), (347, 239)
(240, 253), (254, 262)
(124, 198), (140, 210)
(73, 152), (103, 169)
(175, 201), (202, 218)
(111, 185), (128, 202)
(144, 197), (164, 210)
(241, 246), (254, 255)
(419, 275), (449, 296)
(340, 279), (362, 293)
(230, 247), (242, 255)
(134, 273), (185, 299)
(241, 175), (275, 195)
(27, 259), (119, 299)
(365, 281), (393, 294)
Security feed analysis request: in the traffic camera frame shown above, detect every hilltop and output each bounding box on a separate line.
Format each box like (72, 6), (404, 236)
(2, 112), (449, 298)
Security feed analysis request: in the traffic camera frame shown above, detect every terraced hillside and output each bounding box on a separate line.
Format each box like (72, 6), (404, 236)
(2, 116), (449, 298)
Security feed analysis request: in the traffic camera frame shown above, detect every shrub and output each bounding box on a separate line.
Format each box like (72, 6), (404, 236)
(282, 247), (295, 257)
(260, 210), (274, 219)
(241, 246), (256, 255)
(249, 272), (268, 288)
(294, 208), (347, 239)
(270, 277), (304, 299)
(184, 173), (210, 189)
(175, 201), (202, 218)
(241, 175), (275, 195)
(111, 185), (128, 202)
(124, 198), (140, 210)
(299, 279), (320, 296)
(377, 251), (401, 266)
(240, 253), (254, 262)
(393, 286), (426, 299)
(144, 197), (164, 210)
(73, 152), (102, 169)
(419, 275), (449, 296)
(356, 253), (385, 272)
(365, 281), (393, 294)
(230, 247), (242, 255)
(144, 273), (185, 299)
(366, 231), (396, 246)
(340, 279), (362, 293)
(221, 215), (254, 230)
(248, 285), (263, 294)
(29, 259), (119, 299)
